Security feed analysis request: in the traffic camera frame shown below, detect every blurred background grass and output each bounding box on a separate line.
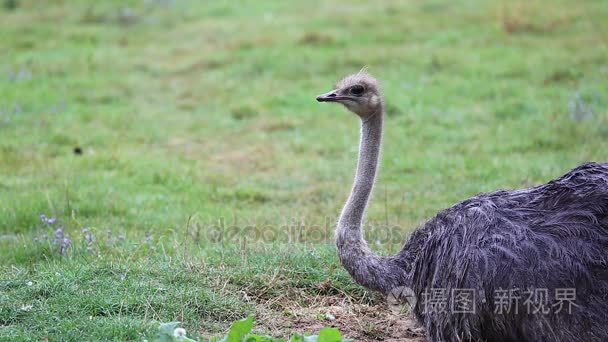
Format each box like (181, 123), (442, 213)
(1, 0), (607, 340)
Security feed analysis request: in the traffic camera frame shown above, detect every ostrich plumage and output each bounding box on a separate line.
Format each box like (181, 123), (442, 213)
(316, 71), (608, 342)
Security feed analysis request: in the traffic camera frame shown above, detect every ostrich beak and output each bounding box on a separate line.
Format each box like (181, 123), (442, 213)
(316, 90), (346, 102)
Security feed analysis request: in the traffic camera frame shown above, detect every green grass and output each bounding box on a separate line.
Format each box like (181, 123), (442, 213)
(1, 0), (607, 340)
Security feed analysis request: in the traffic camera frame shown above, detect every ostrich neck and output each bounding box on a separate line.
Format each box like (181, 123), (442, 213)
(335, 107), (409, 294)
(337, 111), (383, 241)
(336, 107), (409, 295)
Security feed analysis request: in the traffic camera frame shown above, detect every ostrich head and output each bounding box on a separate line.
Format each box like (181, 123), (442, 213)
(316, 71), (383, 119)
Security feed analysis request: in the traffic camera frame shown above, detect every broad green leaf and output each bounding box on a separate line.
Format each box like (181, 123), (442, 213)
(290, 334), (305, 342)
(245, 334), (285, 342)
(178, 337), (198, 342)
(225, 315), (254, 342)
(317, 328), (342, 342)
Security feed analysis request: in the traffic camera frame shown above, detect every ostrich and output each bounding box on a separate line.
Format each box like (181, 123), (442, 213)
(316, 71), (608, 342)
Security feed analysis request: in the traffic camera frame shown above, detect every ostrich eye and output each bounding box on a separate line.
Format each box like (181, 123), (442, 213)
(350, 85), (365, 96)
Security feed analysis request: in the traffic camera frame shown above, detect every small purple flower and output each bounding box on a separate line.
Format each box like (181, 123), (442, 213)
(82, 228), (94, 244)
(60, 237), (71, 255)
(53, 227), (64, 245)
(40, 214), (57, 225)
(51, 226), (71, 255)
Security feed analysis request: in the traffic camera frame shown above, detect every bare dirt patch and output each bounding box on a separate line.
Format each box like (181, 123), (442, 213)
(254, 294), (425, 341)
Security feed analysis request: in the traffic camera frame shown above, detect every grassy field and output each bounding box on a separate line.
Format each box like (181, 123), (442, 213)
(1, 0), (607, 340)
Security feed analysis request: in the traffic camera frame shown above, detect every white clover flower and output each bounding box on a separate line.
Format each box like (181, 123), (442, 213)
(173, 327), (187, 338)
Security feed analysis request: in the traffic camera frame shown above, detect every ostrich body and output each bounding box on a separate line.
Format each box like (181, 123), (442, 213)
(316, 72), (608, 341)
